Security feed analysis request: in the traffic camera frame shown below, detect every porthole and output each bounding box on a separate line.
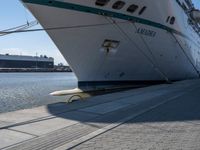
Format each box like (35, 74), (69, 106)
(127, 4), (139, 13)
(95, 0), (110, 6)
(112, 1), (126, 10)
(139, 6), (147, 15)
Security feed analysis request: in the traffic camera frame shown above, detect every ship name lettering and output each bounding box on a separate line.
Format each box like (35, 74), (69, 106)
(136, 28), (156, 37)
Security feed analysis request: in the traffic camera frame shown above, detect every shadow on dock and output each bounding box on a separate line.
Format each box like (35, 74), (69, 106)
(47, 85), (200, 124)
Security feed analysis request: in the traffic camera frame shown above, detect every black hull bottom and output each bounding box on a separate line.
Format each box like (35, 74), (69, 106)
(78, 80), (173, 90)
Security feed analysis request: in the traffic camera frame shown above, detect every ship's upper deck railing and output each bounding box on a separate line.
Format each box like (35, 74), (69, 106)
(176, 0), (200, 37)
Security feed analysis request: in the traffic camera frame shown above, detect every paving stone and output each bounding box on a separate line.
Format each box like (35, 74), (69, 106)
(80, 101), (130, 115)
(0, 129), (34, 149)
(11, 111), (98, 136)
(2, 79), (200, 150)
(73, 86), (200, 150)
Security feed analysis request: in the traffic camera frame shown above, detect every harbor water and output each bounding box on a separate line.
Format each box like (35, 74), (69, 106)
(0, 73), (77, 113)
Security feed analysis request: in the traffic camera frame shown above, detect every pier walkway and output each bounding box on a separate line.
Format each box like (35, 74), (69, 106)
(0, 79), (200, 150)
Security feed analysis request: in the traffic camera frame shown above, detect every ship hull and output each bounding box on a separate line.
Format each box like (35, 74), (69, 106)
(22, 0), (200, 88)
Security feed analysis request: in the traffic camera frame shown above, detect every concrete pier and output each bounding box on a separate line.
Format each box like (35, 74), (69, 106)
(0, 79), (200, 150)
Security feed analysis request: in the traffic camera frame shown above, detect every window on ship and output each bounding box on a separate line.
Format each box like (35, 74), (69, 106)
(112, 1), (126, 10)
(127, 4), (139, 13)
(95, 0), (110, 6)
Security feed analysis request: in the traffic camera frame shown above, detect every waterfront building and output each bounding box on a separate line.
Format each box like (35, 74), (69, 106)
(0, 54), (54, 69)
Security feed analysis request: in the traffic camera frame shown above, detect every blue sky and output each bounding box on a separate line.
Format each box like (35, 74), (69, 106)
(0, 0), (67, 65)
(193, 0), (200, 9)
(0, 0), (200, 65)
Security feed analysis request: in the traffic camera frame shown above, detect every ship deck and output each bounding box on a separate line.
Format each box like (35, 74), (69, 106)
(0, 79), (200, 150)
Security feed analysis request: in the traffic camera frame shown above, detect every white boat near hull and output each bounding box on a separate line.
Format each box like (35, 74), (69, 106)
(22, 0), (200, 88)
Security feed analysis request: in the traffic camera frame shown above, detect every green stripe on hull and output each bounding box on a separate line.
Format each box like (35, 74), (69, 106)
(22, 0), (185, 37)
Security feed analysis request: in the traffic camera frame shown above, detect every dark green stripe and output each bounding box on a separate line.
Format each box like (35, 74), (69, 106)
(23, 0), (185, 36)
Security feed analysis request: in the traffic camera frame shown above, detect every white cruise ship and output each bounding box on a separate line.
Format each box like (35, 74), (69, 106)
(21, 0), (200, 89)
